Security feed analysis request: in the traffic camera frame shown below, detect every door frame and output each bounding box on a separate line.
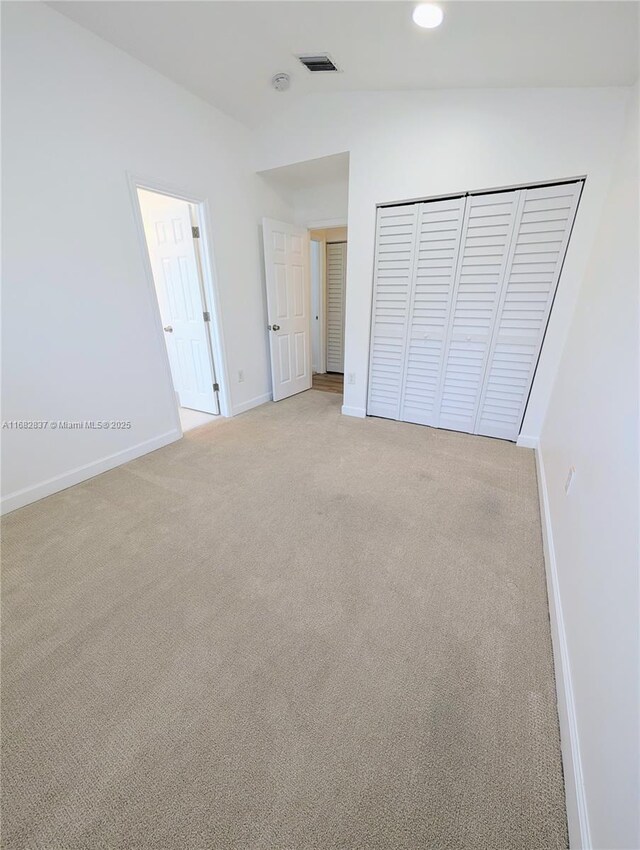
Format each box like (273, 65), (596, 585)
(127, 172), (231, 421)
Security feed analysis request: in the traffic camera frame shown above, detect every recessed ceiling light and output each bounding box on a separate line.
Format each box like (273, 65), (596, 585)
(412, 3), (444, 28)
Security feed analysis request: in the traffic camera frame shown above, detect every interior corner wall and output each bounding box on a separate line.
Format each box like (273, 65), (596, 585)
(290, 179), (349, 227)
(254, 88), (631, 431)
(1, 2), (293, 513)
(537, 86), (639, 850)
(260, 175), (349, 228)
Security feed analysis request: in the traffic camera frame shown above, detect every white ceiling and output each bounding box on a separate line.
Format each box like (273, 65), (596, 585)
(50, 1), (639, 127)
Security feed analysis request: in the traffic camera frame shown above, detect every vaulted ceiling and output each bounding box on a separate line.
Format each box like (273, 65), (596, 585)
(50, 1), (639, 127)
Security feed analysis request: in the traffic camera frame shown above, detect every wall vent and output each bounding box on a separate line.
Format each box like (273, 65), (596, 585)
(297, 54), (339, 73)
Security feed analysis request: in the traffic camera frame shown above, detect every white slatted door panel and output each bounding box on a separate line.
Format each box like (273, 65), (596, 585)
(400, 197), (466, 426)
(367, 205), (419, 419)
(326, 242), (347, 372)
(475, 182), (582, 440)
(434, 191), (523, 434)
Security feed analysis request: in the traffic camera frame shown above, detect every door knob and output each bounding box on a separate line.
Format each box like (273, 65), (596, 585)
(271, 324), (280, 331)
(164, 325), (173, 333)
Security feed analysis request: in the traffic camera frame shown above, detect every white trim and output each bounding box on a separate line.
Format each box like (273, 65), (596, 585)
(341, 405), (366, 418)
(517, 434), (539, 449)
(377, 176), (587, 211)
(535, 446), (592, 850)
(305, 217), (348, 229)
(0, 430), (181, 516)
(127, 172), (232, 419)
(232, 392), (272, 416)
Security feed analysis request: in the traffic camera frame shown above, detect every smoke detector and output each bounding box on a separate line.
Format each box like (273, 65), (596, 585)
(271, 73), (291, 92)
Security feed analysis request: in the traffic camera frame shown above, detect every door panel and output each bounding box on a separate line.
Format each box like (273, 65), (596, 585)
(434, 191), (524, 434)
(400, 196), (467, 426)
(263, 219), (312, 401)
(367, 205), (419, 420)
(475, 182), (582, 439)
(138, 189), (218, 414)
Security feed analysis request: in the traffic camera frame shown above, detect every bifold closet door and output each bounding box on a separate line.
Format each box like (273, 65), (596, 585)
(400, 196), (467, 426)
(474, 182), (582, 439)
(326, 242), (347, 372)
(434, 190), (524, 434)
(367, 205), (419, 419)
(367, 182), (581, 441)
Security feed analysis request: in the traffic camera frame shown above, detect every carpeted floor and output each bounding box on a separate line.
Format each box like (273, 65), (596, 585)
(1, 391), (567, 850)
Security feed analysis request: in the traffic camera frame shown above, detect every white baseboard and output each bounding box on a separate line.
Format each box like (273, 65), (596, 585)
(0, 429), (181, 516)
(535, 447), (592, 849)
(231, 392), (272, 416)
(517, 433), (539, 449)
(341, 405), (366, 419)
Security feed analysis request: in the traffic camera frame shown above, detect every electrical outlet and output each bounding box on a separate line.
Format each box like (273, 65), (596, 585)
(347, 373), (356, 385)
(238, 370), (244, 383)
(564, 466), (576, 495)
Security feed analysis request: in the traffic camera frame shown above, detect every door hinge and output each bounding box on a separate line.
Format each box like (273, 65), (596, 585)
(213, 382), (220, 392)
(192, 225), (200, 239)
(203, 310), (211, 322)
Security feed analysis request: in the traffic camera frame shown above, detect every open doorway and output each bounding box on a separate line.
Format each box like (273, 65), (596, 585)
(136, 187), (222, 432)
(309, 226), (347, 397)
(258, 152), (349, 405)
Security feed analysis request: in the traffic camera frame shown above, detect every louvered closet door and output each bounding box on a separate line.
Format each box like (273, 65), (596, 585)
(400, 197), (466, 426)
(367, 205), (419, 419)
(326, 242), (347, 372)
(475, 182), (582, 440)
(434, 191), (523, 434)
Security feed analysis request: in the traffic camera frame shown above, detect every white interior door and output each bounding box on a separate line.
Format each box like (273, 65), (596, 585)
(262, 218), (312, 401)
(138, 189), (218, 414)
(326, 242), (347, 373)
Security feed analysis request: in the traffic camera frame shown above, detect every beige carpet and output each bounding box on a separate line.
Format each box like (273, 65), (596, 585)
(1, 391), (567, 850)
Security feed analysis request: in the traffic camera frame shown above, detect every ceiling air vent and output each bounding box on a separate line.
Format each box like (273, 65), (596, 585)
(297, 54), (339, 73)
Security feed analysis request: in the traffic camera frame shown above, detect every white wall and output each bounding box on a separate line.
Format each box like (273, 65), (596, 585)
(289, 178), (348, 227)
(1, 2), (292, 512)
(260, 171), (348, 228)
(538, 87), (639, 850)
(254, 88), (630, 429)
